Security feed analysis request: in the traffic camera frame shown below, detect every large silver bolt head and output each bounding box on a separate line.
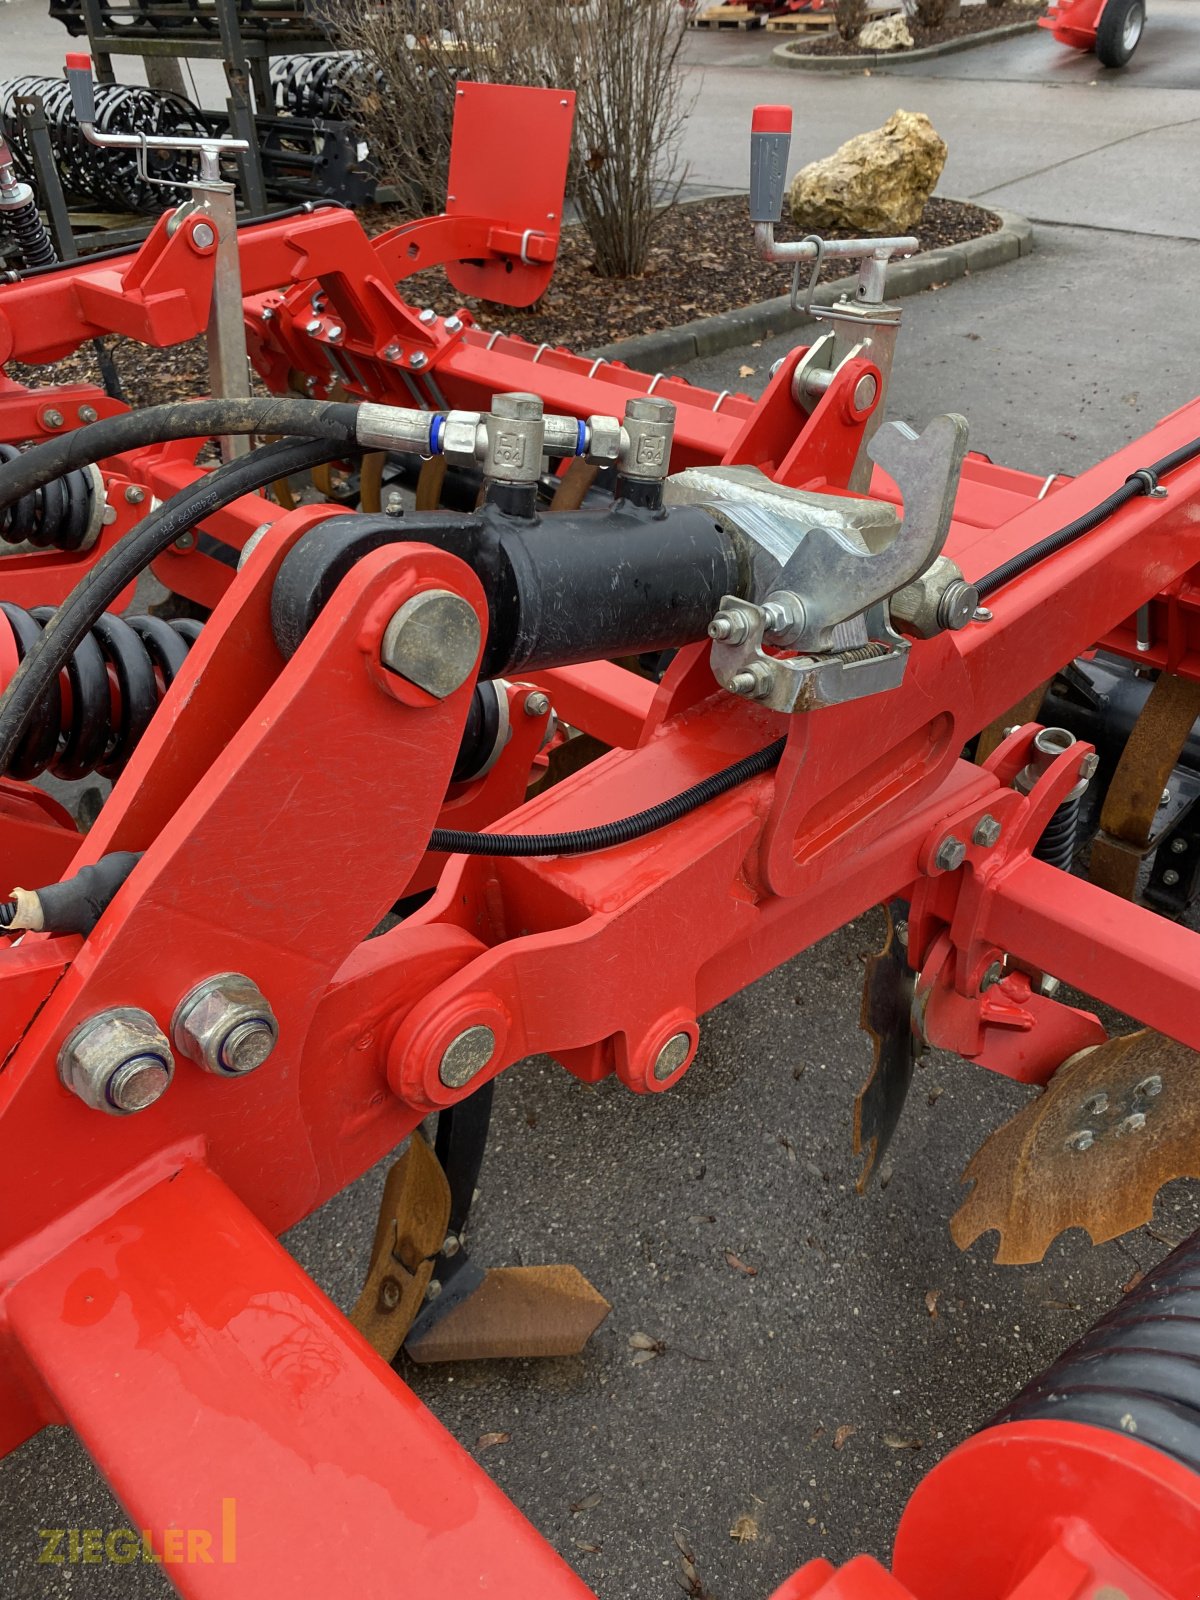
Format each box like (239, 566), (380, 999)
(172, 973), (278, 1077)
(653, 1031), (692, 1081)
(934, 835), (967, 873)
(191, 221), (216, 249)
(380, 589), (481, 700)
(491, 391), (543, 420)
(439, 1025), (495, 1088)
(58, 1007), (174, 1115)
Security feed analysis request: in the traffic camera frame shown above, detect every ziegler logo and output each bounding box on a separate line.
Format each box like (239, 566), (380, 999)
(38, 1499), (237, 1566)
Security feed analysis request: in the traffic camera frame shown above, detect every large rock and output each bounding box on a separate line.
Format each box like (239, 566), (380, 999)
(786, 109), (947, 235)
(858, 14), (914, 49)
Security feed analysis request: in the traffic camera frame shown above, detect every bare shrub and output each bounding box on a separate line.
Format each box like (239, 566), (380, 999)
(834, 0), (869, 41)
(530, 0), (692, 278)
(907, 0), (948, 26)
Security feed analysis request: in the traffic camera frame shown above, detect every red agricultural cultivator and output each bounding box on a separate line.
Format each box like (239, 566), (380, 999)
(2, 63), (1200, 1599)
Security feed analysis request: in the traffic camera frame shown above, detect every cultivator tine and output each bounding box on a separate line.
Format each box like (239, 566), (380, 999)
(975, 680), (1051, 764)
(415, 454), (448, 510)
(349, 1131), (451, 1362)
(404, 1264), (612, 1364)
(853, 900), (918, 1191)
(951, 1030), (1200, 1264)
(549, 456), (599, 511)
(1090, 673), (1200, 900)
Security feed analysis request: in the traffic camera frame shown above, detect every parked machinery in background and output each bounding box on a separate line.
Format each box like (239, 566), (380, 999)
(1040, 0), (1146, 66)
(0, 77), (1198, 1598)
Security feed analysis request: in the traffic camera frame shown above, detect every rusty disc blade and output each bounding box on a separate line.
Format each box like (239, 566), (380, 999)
(404, 1265), (611, 1364)
(952, 1029), (1200, 1264)
(853, 900), (917, 1192)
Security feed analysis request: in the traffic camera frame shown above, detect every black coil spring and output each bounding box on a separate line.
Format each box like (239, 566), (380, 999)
(0, 447), (97, 553)
(1034, 791), (1081, 871)
(0, 77), (209, 212)
(270, 53), (364, 119)
(0, 604), (201, 781)
(2, 196), (56, 269)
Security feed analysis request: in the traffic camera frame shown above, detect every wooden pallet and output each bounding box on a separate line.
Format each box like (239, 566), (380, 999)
(764, 1), (900, 26)
(690, 4), (767, 29)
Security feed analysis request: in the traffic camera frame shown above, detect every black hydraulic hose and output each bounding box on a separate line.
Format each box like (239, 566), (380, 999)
(429, 738), (787, 858)
(976, 435), (1200, 601)
(0, 398), (359, 519)
(0, 434), (352, 775)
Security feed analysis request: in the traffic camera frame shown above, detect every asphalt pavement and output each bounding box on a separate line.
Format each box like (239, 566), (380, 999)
(3, 4), (1200, 1598)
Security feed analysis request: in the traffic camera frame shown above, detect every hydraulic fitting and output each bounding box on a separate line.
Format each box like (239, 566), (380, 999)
(617, 397), (675, 509)
(172, 973), (279, 1077)
(355, 402), (436, 455)
(58, 1007), (174, 1115)
(483, 393), (545, 484)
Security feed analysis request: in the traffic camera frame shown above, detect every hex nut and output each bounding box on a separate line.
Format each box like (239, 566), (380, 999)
(585, 414), (623, 465)
(972, 813), (1002, 849)
(172, 973), (278, 1077)
(380, 590), (481, 700)
(441, 410), (484, 465)
(58, 1007), (174, 1115)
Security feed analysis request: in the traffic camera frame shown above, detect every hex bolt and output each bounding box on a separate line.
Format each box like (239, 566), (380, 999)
(972, 813), (1002, 849)
(383, 343), (401, 362)
(1065, 1129), (1095, 1153)
(380, 590), (481, 700)
(524, 691), (550, 717)
(1170, 838), (1188, 855)
(260, 306), (274, 322)
(172, 973), (278, 1077)
(1117, 1111), (1147, 1136)
(444, 316), (463, 334)
(1160, 788), (1172, 808)
(306, 319), (322, 335)
(1135, 1075), (1163, 1099)
(328, 325), (344, 342)
(439, 1024), (495, 1089)
(934, 835), (967, 873)
(425, 1279), (443, 1302)
(418, 308), (437, 324)
(410, 352), (428, 369)
(58, 1007), (175, 1116)
(442, 1234), (462, 1258)
(378, 1277), (402, 1312)
(1163, 869), (1181, 887)
(41, 408), (64, 430)
(191, 220), (215, 249)
(973, 607), (993, 623)
(384, 490), (404, 517)
(653, 1031), (693, 1081)
(1082, 1092), (1109, 1116)
(173, 530), (197, 552)
(124, 485), (146, 505)
(730, 670), (762, 698)
(78, 404), (99, 424)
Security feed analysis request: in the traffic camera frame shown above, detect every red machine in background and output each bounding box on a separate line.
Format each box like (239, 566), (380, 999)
(1040, 0), (1146, 66)
(0, 69), (1198, 1598)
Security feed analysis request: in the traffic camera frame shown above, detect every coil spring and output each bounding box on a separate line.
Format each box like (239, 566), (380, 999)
(0, 604), (201, 782)
(1034, 790), (1081, 871)
(0, 77), (208, 212)
(2, 196), (56, 269)
(0, 448), (100, 553)
(270, 53), (365, 119)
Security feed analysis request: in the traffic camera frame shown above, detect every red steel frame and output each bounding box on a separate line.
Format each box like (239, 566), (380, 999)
(1, 86), (1199, 1599)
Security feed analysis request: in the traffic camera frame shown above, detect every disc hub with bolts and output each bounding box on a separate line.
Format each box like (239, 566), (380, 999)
(58, 1006), (175, 1115)
(380, 590), (481, 700)
(439, 1025), (496, 1089)
(172, 973), (278, 1076)
(653, 1031), (692, 1081)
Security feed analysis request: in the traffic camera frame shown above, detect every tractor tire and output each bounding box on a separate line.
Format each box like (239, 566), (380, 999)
(1095, 0), (1144, 66)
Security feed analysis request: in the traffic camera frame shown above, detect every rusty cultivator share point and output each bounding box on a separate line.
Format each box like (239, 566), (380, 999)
(0, 73), (1198, 1598)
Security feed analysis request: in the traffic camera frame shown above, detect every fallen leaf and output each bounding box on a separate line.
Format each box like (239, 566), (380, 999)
(811, 1422), (826, 1443)
(1124, 1269), (1145, 1293)
(738, 364), (756, 378)
(729, 1513), (758, 1543)
(833, 1424), (857, 1451)
(572, 1492), (603, 1514)
(724, 1250), (758, 1277)
(778, 1134), (797, 1162)
(1042, 1298), (1081, 1311)
(476, 1431), (510, 1451)
(883, 1433), (922, 1451)
(927, 1086), (944, 1106)
(574, 1540), (602, 1554)
(629, 1331), (662, 1351)
(631, 1348), (657, 1366)
(925, 1289), (940, 1320)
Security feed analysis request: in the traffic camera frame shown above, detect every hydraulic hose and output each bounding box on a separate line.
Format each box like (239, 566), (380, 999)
(429, 738), (786, 857)
(976, 434), (1200, 601)
(0, 433), (353, 775)
(0, 398), (359, 519)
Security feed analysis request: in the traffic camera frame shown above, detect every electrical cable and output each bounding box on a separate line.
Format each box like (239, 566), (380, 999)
(0, 397), (359, 518)
(429, 738), (786, 857)
(976, 435), (1200, 601)
(0, 433), (351, 774)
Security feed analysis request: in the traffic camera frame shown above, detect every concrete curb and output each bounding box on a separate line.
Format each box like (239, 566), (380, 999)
(586, 205), (1032, 368)
(770, 16), (1040, 70)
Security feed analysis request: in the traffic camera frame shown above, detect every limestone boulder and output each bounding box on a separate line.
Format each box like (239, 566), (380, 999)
(858, 14), (914, 49)
(786, 109), (947, 235)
